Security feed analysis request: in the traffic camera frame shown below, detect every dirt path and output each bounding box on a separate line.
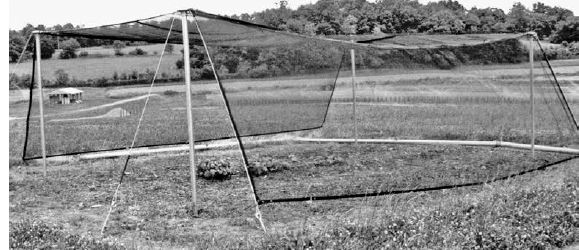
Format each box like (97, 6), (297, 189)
(9, 94), (159, 121)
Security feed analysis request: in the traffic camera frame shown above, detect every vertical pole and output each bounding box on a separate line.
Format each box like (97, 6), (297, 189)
(529, 34), (535, 158)
(34, 32), (47, 177)
(350, 44), (358, 144)
(181, 12), (197, 216)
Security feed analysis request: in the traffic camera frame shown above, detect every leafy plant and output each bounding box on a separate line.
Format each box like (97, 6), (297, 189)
(58, 38), (80, 59)
(197, 158), (236, 180)
(248, 157), (293, 176)
(112, 40), (126, 56)
(128, 47), (147, 56)
(53, 69), (70, 86)
(9, 220), (122, 249)
(163, 90), (180, 96)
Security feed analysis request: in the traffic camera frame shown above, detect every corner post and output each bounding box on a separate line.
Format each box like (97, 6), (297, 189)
(34, 32), (48, 176)
(350, 43), (358, 144)
(529, 34), (535, 158)
(181, 11), (198, 216)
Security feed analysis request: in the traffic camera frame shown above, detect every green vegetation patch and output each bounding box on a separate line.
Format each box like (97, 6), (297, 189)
(10, 220), (123, 249)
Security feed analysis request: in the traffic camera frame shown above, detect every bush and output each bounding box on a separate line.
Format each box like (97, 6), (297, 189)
(9, 73), (34, 89)
(93, 77), (109, 87)
(190, 65), (214, 80)
(54, 69), (70, 86)
(58, 39), (80, 59)
(130, 70), (138, 80)
(163, 90), (180, 96)
(197, 158), (236, 180)
(9, 73), (21, 88)
(39, 39), (56, 59)
(175, 59), (184, 69)
(248, 64), (271, 78)
(128, 47), (147, 56)
(112, 40), (126, 56)
(319, 83), (334, 91)
(552, 21), (579, 44)
(165, 44), (174, 54)
(69, 78), (86, 86)
(248, 157), (292, 176)
(432, 53), (452, 69)
(540, 46), (575, 60)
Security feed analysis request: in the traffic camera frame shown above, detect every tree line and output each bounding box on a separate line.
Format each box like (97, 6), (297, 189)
(236, 0), (577, 39)
(8, 23), (155, 62)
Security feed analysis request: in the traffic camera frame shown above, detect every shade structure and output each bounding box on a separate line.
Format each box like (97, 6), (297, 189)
(16, 8), (578, 206)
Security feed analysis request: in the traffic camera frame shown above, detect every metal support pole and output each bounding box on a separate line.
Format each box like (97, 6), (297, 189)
(34, 32), (47, 177)
(529, 35), (535, 158)
(350, 46), (358, 144)
(181, 12), (198, 216)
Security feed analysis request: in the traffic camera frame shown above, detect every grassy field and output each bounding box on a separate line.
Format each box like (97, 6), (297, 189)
(9, 58), (579, 248)
(12, 62), (579, 160)
(77, 44), (184, 57)
(9, 53), (182, 81)
(9, 44), (183, 84)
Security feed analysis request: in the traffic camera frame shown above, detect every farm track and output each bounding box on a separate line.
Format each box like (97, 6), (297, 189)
(10, 94), (160, 121)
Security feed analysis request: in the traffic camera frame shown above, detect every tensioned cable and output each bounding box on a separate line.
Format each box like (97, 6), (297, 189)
(100, 16), (176, 235)
(538, 58), (565, 137)
(538, 53), (573, 135)
(10, 34), (34, 108)
(21, 41), (35, 161)
(320, 53), (346, 125)
(534, 39), (573, 133)
(11, 33), (33, 157)
(258, 155), (578, 204)
(38, 12), (176, 35)
(10, 34), (33, 64)
(534, 38), (578, 130)
(190, 10), (267, 232)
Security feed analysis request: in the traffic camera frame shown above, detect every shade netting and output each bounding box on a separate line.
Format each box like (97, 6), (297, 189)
(15, 9), (578, 205)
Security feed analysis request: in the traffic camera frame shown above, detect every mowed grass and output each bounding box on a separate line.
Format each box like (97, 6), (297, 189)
(9, 49), (182, 81)
(9, 60), (579, 248)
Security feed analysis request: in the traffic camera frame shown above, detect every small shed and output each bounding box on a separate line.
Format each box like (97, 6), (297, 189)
(49, 88), (83, 104)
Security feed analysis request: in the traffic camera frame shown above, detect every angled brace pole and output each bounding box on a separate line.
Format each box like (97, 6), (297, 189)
(33, 31), (48, 176)
(181, 11), (198, 217)
(190, 10), (267, 232)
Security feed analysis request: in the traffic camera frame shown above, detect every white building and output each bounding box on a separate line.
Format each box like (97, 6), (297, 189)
(48, 88), (83, 104)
